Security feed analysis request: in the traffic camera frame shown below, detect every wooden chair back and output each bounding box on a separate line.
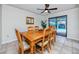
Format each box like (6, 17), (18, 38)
(15, 29), (24, 53)
(42, 27), (50, 47)
(28, 26), (35, 31)
(49, 26), (55, 30)
(50, 26), (56, 43)
(35, 26), (39, 31)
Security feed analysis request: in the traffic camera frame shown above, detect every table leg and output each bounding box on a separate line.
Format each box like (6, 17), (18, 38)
(54, 32), (56, 42)
(30, 42), (34, 54)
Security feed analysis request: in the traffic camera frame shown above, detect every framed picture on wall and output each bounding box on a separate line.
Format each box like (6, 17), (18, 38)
(26, 16), (34, 24)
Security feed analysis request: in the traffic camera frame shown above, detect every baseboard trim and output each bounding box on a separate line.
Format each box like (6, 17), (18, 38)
(1, 39), (17, 45)
(67, 37), (79, 42)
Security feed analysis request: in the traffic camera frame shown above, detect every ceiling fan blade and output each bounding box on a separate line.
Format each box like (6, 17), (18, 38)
(37, 8), (45, 10)
(45, 4), (49, 9)
(48, 8), (57, 10)
(41, 10), (45, 13)
(37, 4), (57, 14)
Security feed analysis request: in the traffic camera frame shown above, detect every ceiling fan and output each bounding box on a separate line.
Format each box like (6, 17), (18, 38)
(37, 4), (57, 13)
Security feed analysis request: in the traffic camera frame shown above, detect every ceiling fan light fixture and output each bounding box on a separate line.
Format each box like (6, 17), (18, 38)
(45, 10), (48, 12)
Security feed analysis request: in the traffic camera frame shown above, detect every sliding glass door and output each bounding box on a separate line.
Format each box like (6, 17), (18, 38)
(48, 15), (67, 37)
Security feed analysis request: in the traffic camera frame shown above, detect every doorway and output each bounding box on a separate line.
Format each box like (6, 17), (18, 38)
(48, 15), (67, 37)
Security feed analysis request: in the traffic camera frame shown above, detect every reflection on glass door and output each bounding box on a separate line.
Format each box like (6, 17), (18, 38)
(56, 16), (67, 37)
(48, 15), (67, 37)
(48, 17), (57, 29)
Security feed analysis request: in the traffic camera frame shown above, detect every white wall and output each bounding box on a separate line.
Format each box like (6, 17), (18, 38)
(0, 5), (2, 46)
(2, 5), (45, 44)
(48, 8), (79, 40)
(2, 4), (79, 44)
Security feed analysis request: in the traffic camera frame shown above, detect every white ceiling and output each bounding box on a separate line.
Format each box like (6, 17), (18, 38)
(9, 4), (78, 15)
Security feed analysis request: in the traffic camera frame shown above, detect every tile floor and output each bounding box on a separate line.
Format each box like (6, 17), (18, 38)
(0, 36), (79, 54)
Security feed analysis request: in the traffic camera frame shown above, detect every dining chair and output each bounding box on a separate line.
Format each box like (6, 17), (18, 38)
(28, 26), (35, 31)
(35, 26), (39, 31)
(36, 27), (51, 54)
(48, 29), (54, 51)
(50, 26), (56, 44)
(15, 29), (30, 54)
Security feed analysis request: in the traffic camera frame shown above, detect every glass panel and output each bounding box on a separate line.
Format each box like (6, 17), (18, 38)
(57, 16), (67, 37)
(48, 18), (57, 28)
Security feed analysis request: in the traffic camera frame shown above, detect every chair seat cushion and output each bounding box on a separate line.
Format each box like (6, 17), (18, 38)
(50, 37), (54, 40)
(37, 40), (49, 47)
(23, 41), (30, 49)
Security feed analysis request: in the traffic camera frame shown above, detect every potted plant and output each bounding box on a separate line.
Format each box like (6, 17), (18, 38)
(41, 20), (47, 29)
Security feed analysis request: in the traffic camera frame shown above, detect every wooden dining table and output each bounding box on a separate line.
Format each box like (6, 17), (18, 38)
(21, 29), (56, 54)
